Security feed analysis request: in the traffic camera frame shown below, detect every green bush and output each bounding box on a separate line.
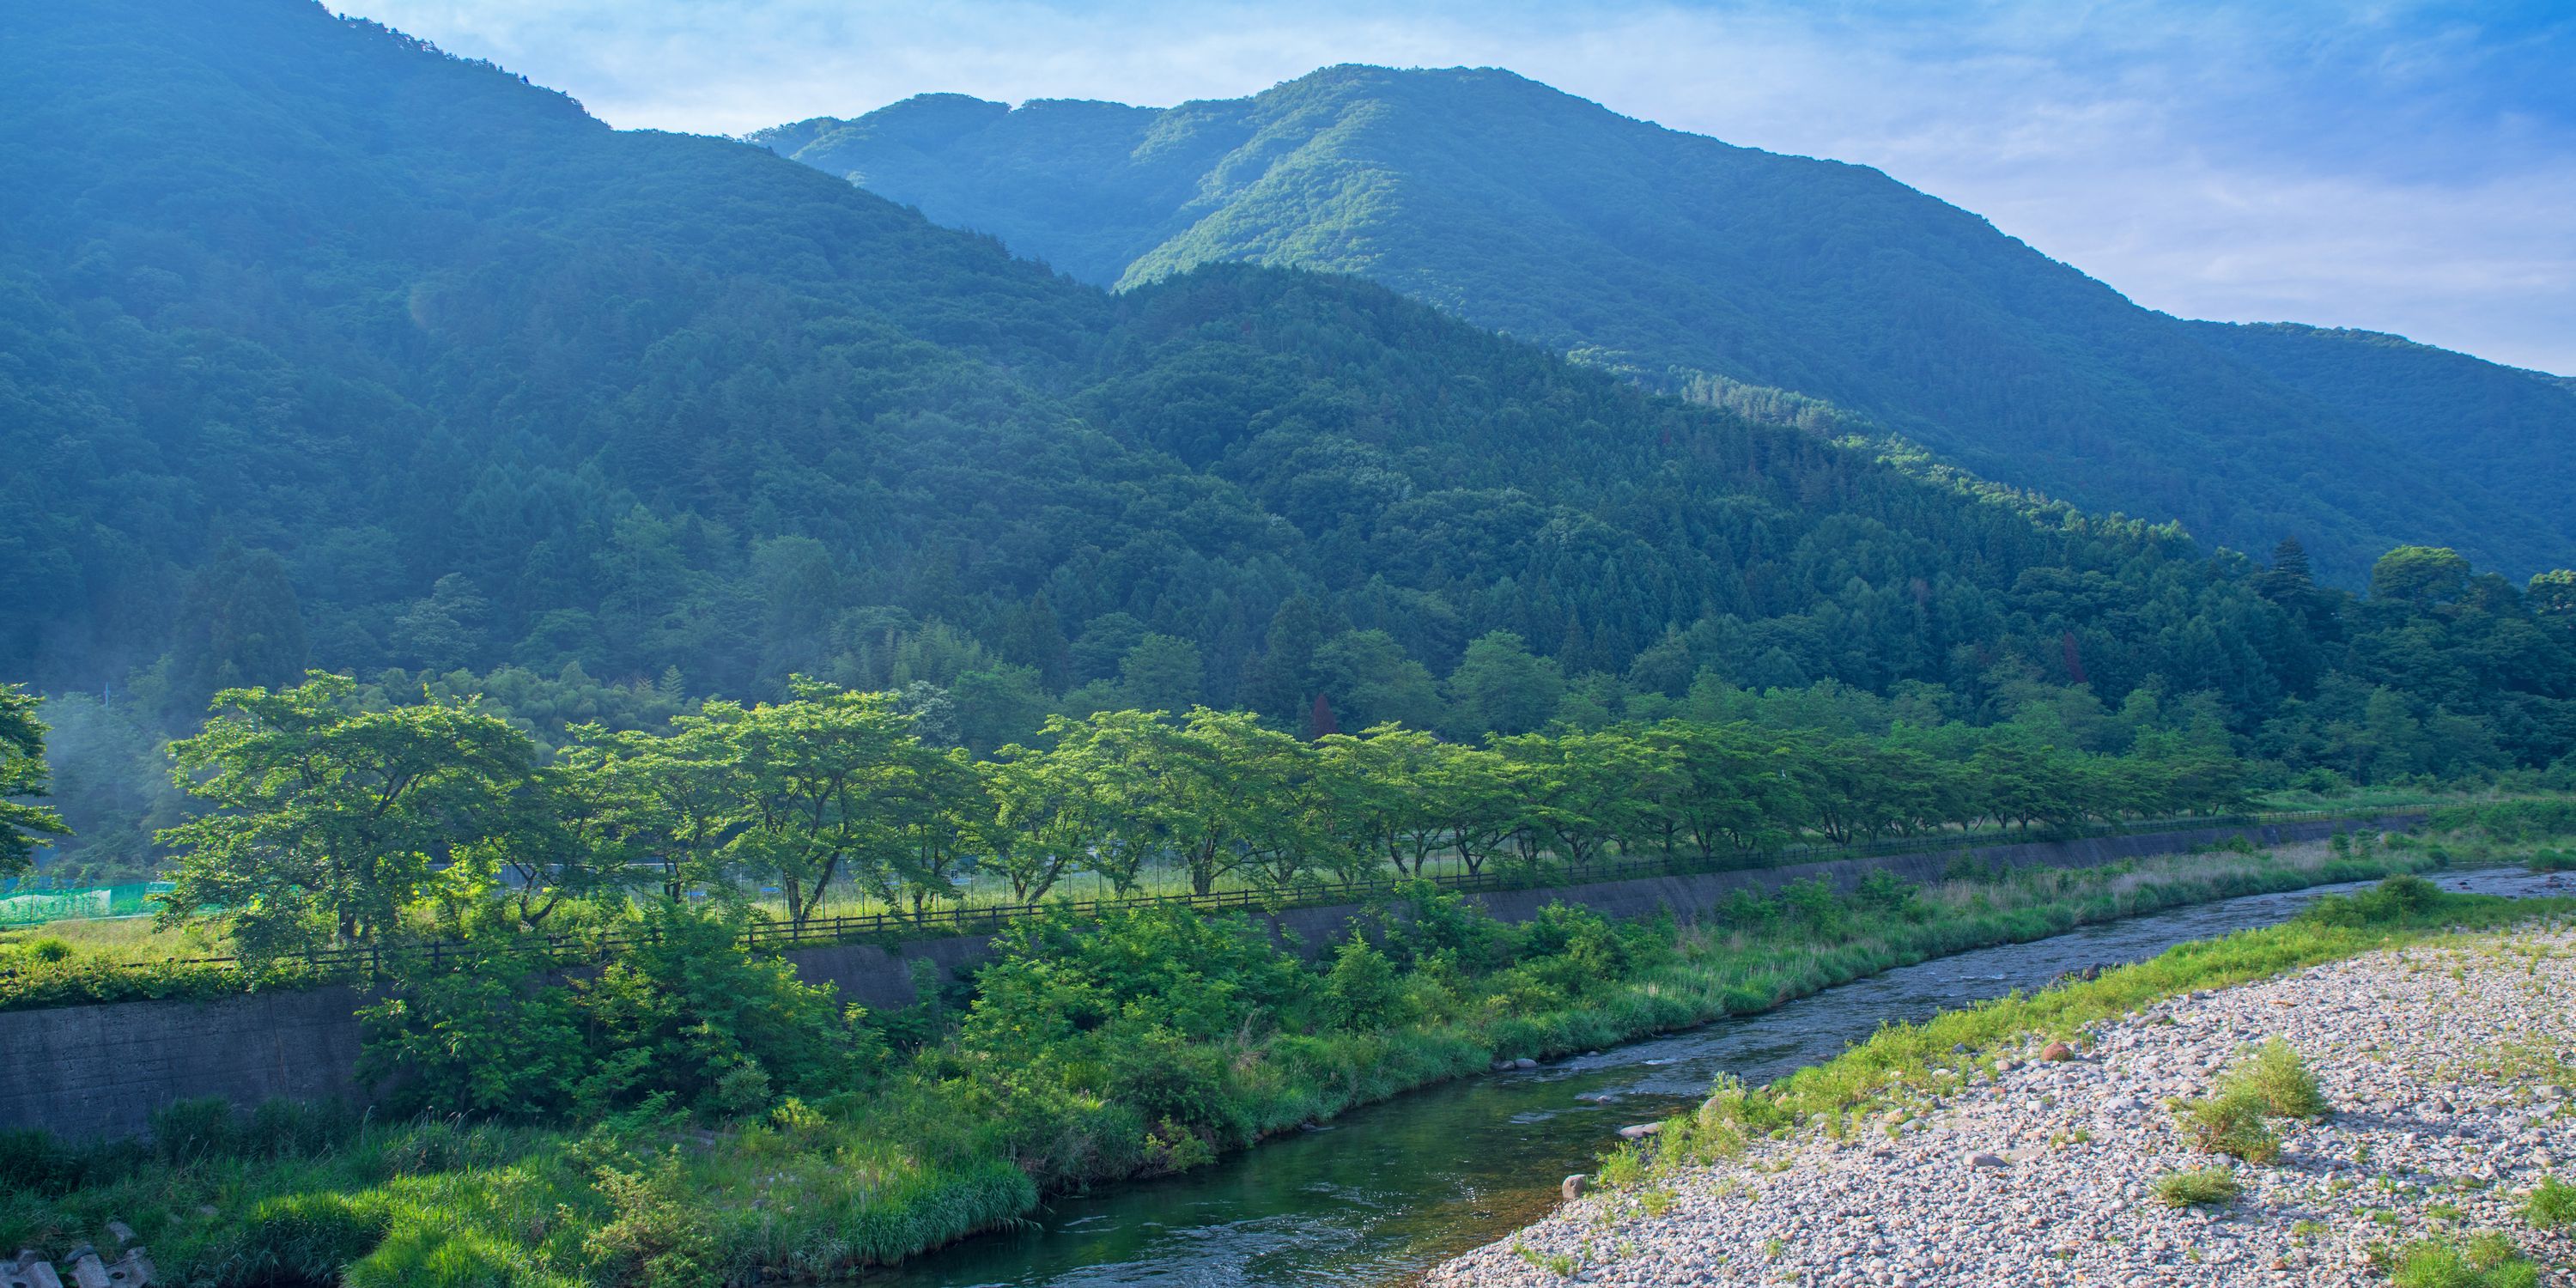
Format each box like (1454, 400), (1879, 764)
(2227, 1038), (2330, 1120)
(2527, 848), (2573, 873)
(1322, 938), (1404, 1031)
(2167, 1086), (2281, 1163)
(361, 902), (880, 1121)
(2151, 1165), (2240, 1207)
(2298, 873), (2443, 927)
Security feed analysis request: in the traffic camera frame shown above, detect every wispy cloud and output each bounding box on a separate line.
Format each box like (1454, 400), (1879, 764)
(341, 0), (2576, 373)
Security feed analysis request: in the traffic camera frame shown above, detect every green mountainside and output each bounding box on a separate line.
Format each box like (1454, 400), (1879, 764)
(3, 2), (2571, 885)
(755, 65), (2576, 584)
(2186, 321), (2576, 535)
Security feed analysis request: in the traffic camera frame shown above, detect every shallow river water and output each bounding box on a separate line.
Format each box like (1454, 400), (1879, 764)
(861, 866), (2568, 1288)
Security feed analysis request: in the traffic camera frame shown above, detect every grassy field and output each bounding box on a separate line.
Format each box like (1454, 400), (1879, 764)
(2, 825), (2554, 1287)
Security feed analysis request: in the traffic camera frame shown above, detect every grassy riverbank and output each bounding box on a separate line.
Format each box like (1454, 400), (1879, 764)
(1439, 882), (2576, 1286)
(1602, 875), (2576, 1186)
(0, 835), (2538, 1285)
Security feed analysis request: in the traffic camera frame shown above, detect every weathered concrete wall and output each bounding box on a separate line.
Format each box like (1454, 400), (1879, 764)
(0, 814), (2414, 1139)
(0, 984), (369, 1142)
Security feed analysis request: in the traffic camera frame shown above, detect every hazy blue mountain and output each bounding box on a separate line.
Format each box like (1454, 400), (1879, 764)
(756, 66), (2576, 583)
(6, 3), (2568, 785)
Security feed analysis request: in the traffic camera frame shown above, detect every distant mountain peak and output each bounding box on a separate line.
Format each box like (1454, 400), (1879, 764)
(761, 64), (2576, 581)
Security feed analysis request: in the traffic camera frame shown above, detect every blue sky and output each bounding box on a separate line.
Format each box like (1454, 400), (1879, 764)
(342, 1), (2576, 374)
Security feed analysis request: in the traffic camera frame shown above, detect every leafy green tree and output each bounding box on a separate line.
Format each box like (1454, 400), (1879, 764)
(1029, 708), (1183, 893)
(1311, 629), (1446, 732)
(2530, 569), (2576, 632)
(1117, 634), (1206, 713)
(1640, 720), (1796, 859)
(562, 714), (744, 902)
(2368, 546), (2471, 608)
(1492, 730), (1666, 873)
(393, 574), (493, 673)
(1446, 631), (1564, 738)
(718, 680), (931, 928)
(884, 744), (987, 915)
(0, 684), (70, 878)
(169, 543), (310, 713)
(1313, 725), (1449, 874)
(157, 674), (536, 957)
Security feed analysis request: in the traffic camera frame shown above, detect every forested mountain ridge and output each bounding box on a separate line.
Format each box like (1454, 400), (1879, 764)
(755, 64), (2576, 585)
(4, 2), (2573, 883)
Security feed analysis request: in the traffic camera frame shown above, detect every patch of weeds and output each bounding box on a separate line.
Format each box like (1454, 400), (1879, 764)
(2382, 1230), (2543, 1288)
(2169, 1086), (2281, 1163)
(1639, 1187), (1675, 1218)
(1762, 1236), (1787, 1259)
(1595, 1141), (1649, 1190)
(2153, 1166), (2241, 1208)
(1511, 1242), (1575, 1277)
(2227, 1037), (2330, 1119)
(2524, 1175), (2574, 1230)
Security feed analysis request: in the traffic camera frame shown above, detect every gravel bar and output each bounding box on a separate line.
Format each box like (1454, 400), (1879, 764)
(1427, 927), (2576, 1286)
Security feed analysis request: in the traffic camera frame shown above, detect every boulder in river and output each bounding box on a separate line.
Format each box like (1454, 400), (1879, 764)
(1618, 1122), (1662, 1139)
(1561, 1174), (1589, 1200)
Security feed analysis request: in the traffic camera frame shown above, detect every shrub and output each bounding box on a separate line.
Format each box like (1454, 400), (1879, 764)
(356, 939), (587, 1119)
(9, 937), (73, 963)
(583, 1153), (717, 1288)
(2168, 1087), (2281, 1163)
(2528, 849), (2574, 873)
(2228, 1038), (2330, 1120)
(2152, 1165), (2241, 1207)
(1322, 938), (1404, 1031)
(2299, 873), (2443, 927)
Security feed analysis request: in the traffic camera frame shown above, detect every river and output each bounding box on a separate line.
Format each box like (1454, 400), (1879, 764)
(860, 866), (2568, 1288)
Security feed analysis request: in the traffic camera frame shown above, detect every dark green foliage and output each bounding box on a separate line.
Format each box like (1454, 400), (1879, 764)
(359, 902), (879, 1120)
(1321, 938), (1405, 1031)
(7, 3), (2570, 799)
(762, 67), (2576, 583)
(0, 685), (70, 878)
(2297, 872), (2444, 927)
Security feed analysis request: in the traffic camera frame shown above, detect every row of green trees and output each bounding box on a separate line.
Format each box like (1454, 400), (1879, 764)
(149, 673), (2251, 958)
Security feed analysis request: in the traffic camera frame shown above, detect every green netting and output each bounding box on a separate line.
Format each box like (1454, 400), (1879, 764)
(0, 882), (174, 926)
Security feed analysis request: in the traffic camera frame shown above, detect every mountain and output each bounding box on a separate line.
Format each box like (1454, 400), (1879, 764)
(753, 66), (2576, 585)
(3, 1), (2569, 799)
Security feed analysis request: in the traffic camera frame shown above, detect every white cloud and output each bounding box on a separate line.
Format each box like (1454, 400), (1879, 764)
(339, 0), (2576, 373)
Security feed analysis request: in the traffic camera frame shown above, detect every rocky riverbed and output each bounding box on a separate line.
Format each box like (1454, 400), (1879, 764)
(1428, 927), (2576, 1286)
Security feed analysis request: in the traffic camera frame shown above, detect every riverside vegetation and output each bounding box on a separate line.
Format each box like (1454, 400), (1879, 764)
(0, 796), (2529, 1283)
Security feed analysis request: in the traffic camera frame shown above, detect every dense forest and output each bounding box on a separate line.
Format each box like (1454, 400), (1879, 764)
(4, 3), (2574, 884)
(754, 67), (2576, 584)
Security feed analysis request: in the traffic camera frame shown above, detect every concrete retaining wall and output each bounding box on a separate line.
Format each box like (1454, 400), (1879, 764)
(0, 814), (2414, 1139)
